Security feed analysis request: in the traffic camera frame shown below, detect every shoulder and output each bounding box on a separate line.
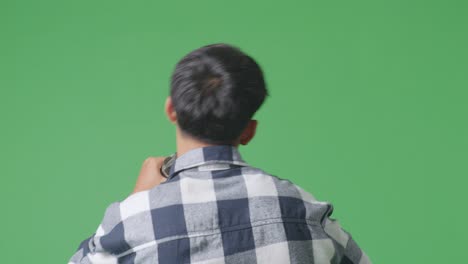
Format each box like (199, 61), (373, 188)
(87, 190), (156, 256)
(240, 166), (318, 202)
(240, 166), (333, 224)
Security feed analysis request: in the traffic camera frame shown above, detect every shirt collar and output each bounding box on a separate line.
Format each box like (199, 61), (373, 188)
(168, 145), (249, 179)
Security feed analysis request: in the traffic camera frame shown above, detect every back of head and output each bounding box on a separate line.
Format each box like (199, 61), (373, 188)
(170, 43), (269, 144)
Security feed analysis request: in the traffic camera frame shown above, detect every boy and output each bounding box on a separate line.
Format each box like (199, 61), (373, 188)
(69, 43), (371, 264)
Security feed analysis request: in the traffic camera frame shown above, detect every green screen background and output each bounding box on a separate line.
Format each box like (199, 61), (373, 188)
(1, 1), (466, 263)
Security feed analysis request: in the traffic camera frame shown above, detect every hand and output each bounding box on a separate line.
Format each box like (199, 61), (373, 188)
(132, 157), (167, 194)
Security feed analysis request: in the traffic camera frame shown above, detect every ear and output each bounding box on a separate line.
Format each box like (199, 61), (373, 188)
(164, 96), (177, 124)
(239, 120), (258, 145)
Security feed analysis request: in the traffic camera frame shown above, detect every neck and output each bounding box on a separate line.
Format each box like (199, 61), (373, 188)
(175, 126), (239, 157)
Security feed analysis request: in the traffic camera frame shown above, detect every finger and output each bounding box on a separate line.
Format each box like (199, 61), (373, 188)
(133, 157), (165, 194)
(139, 157), (160, 178)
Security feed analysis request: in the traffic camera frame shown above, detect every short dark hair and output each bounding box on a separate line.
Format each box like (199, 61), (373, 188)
(170, 43), (268, 144)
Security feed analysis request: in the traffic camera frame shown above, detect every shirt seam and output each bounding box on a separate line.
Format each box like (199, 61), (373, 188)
(114, 217), (323, 258)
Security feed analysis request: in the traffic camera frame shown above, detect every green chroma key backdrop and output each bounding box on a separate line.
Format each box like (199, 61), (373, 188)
(1, 1), (466, 263)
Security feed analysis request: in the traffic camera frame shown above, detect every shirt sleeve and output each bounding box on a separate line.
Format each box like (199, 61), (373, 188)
(322, 214), (372, 264)
(68, 201), (122, 264)
(68, 234), (94, 264)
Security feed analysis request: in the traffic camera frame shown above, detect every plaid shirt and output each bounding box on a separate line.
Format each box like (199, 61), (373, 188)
(69, 145), (371, 264)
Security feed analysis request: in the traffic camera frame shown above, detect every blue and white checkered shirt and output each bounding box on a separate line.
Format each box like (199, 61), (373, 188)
(69, 145), (371, 264)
